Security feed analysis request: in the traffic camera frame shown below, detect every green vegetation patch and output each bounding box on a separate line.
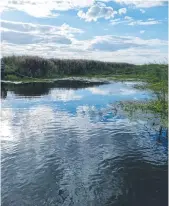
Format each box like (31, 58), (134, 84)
(119, 100), (168, 127)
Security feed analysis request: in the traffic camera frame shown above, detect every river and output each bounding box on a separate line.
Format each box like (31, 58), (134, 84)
(1, 80), (168, 206)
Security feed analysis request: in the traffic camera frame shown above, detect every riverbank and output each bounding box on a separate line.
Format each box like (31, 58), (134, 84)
(2, 56), (167, 83)
(2, 73), (167, 93)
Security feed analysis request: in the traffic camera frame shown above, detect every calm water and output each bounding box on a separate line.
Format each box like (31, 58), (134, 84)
(1, 80), (168, 206)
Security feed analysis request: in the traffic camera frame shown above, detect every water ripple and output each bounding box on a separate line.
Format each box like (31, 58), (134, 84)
(1, 81), (167, 206)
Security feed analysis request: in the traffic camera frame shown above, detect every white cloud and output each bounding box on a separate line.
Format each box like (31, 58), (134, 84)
(2, 41), (167, 64)
(0, 0), (167, 18)
(140, 30), (145, 34)
(140, 9), (145, 13)
(1, 20), (167, 64)
(118, 8), (127, 15)
(148, 18), (155, 21)
(0, 0), (95, 17)
(113, 0), (167, 8)
(1, 20), (84, 45)
(87, 35), (138, 51)
(124, 16), (133, 20)
(111, 16), (161, 26)
(49, 89), (82, 101)
(128, 19), (160, 26)
(1, 20), (84, 36)
(110, 18), (122, 25)
(87, 35), (167, 52)
(88, 87), (137, 96)
(88, 88), (110, 95)
(77, 4), (118, 22)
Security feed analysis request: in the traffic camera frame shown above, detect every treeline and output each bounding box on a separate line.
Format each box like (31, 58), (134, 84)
(1, 55), (168, 80)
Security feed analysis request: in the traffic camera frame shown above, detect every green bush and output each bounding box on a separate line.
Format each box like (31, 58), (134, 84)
(5, 74), (20, 81)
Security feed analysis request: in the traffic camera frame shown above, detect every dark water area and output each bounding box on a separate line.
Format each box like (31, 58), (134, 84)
(1, 80), (168, 206)
(1, 80), (106, 97)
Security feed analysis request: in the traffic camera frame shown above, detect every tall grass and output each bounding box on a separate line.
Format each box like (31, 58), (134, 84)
(2, 55), (138, 78)
(2, 56), (167, 82)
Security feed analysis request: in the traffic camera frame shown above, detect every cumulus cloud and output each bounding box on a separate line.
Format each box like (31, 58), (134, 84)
(1, 0), (59, 17)
(88, 35), (140, 51)
(87, 35), (167, 52)
(0, 0), (95, 17)
(1, 20), (84, 36)
(2, 30), (72, 45)
(77, 4), (118, 22)
(1, 20), (84, 45)
(1, 30), (43, 44)
(118, 8), (127, 15)
(0, 0), (167, 18)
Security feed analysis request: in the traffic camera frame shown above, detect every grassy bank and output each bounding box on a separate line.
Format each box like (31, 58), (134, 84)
(1, 56), (167, 94)
(2, 55), (134, 79)
(2, 55), (167, 80)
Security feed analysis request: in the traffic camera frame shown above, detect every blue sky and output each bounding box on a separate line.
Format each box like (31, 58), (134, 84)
(0, 0), (168, 64)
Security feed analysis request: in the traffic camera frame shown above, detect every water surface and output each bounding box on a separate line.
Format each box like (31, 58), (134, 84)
(1, 80), (168, 206)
